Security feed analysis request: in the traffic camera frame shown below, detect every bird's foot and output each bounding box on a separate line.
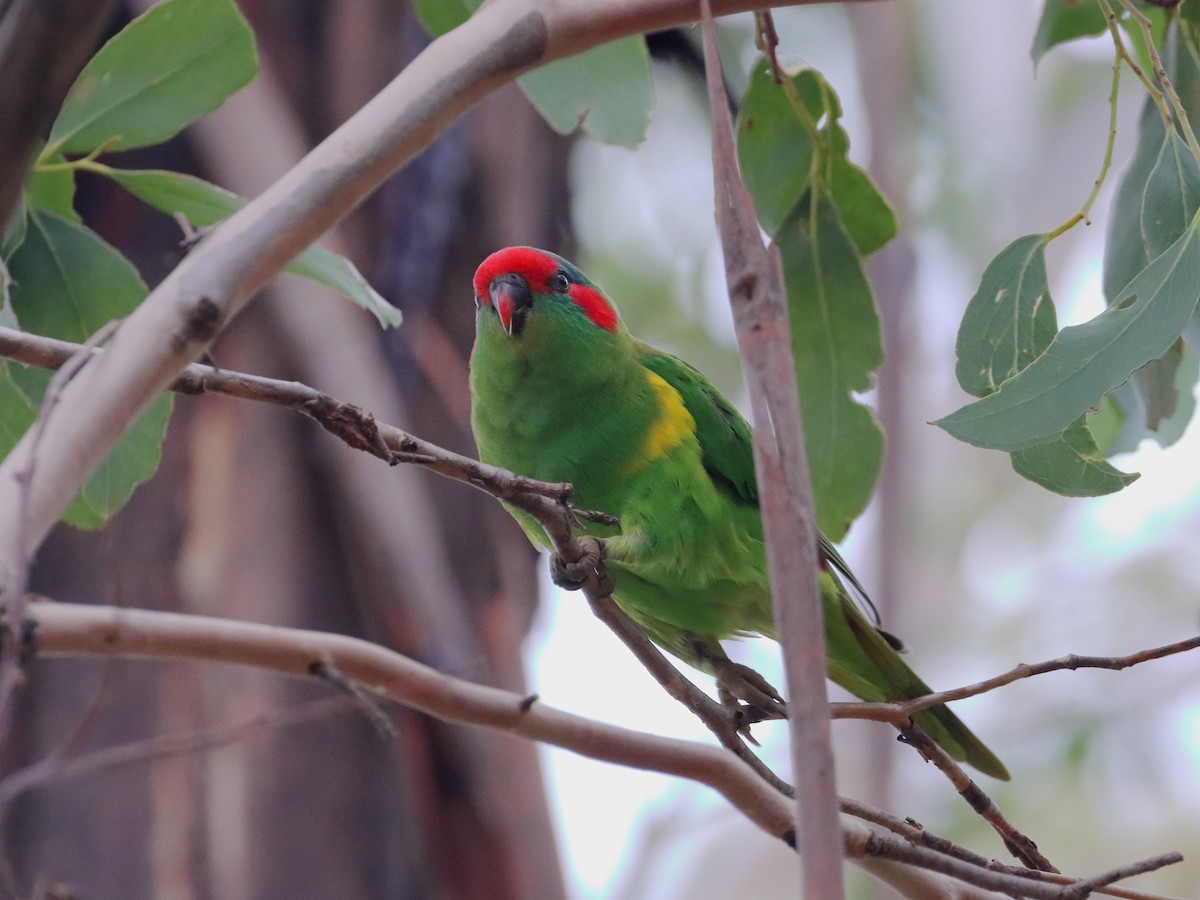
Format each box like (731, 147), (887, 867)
(713, 659), (787, 731)
(550, 535), (613, 595)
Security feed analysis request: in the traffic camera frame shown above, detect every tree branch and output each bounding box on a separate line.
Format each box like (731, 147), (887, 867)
(699, 3), (843, 898)
(14, 599), (1183, 900)
(833, 636), (1200, 723)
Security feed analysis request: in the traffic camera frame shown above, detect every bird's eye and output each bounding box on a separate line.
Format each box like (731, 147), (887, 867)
(548, 272), (570, 293)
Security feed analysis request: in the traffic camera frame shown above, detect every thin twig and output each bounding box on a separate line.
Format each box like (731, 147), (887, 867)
(833, 634), (1200, 724)
(898, 724), (1057, 872)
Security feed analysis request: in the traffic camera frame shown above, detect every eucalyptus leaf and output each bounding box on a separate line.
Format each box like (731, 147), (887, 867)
(7, 210), (146, 340)
(1010, 416), (1138, 496)
(414, 0), (652, 147)
(0, 362), (37, 458)
(47, 0), (257, 156)
(26, 162), (79, 223)
(64, 393), (174, 528)
(1141, 130), (1200, 259)
(954, 234), (1057, 398)
(1130, 337), (1186, 432)
(518, 37), (653, 147)
(937, 217), (1200, 451)
(1031, 0), (1107, 65)
(101, 167), (401, 327)
(5, 210), (172, 529)
(736, 61), (815, 239)
(777, 194), (883, 540)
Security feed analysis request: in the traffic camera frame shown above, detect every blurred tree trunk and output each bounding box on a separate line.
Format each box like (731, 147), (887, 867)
(849, 6), (918, 899)
(2, 2), (570, 898)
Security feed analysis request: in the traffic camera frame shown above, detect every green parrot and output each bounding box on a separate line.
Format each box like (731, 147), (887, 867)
(468, 246), (1008, 780)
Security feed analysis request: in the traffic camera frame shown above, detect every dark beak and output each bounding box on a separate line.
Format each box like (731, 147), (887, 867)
(489, 273), (533, 337)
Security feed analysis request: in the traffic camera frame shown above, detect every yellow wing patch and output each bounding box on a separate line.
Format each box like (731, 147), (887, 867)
(632, 370), (695, 470)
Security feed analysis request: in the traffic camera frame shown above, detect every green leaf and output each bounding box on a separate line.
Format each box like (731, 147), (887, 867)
(414, 0), (652, 147)
(285, 245), (400, 327)
(827, 152), (896, 258)
(736, 61), (815, 239)
(937, 217), (1200, 451)
(0, 362), (37, 458)
(7, 210), (146, 340)
(517, 37), (654, 146)
(1103, 31), (1200, 442)
(1131, 337), (1187, 431)
(26, 162), (79, 223)
(103, 166), (241, 225)
(5, 209), (170, 529)
(101, 167), (401, 327)
(1141, 131), (1200, 259)
(64, 392), (173, 528)
(2, 196), (26, 260)
(1010, 416), (1138, 496)
(1031, 0), (1107, 65)
(1106, 344), (1199, 452)
(736, 62), (894, 254)
(777, 194), (883, 540)
(413, 0), (473, 34)
(954, 234), (1057, 397)
(47, 0), (257, 156)
(1104, 96), (1160, 300)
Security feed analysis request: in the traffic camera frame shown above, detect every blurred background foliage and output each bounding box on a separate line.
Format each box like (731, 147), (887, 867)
(0, 0), (1198, 898)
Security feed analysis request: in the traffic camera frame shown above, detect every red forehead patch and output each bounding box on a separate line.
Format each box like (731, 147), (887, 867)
(473, 247), (558, 301)
(473, 246), (619, 333)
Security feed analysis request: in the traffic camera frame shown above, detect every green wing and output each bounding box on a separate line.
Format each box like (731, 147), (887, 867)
(636, 341), (870, 595)
(635, 341), (1009, 780)
(635, 341), (757, 506)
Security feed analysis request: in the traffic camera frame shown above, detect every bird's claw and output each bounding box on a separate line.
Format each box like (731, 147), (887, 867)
(713, 659), (787, 739)
(550, 536), (613, 595)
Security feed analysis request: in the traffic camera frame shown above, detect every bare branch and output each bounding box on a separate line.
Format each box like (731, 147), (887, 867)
(17, 598), (1184, 900)
(897, 724), (1056, 872)
(14, 598), (792, 845)
(699, 3), (842, 897)
(833, 636), (1200, 723)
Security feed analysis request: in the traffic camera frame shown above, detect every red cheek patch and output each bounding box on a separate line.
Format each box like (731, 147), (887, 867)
(568, 283), (618, 332)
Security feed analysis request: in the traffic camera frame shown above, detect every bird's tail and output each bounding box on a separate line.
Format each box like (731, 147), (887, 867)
(823, 578), (1010, 781)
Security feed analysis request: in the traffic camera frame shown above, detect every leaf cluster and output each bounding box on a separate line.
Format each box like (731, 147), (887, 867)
(0, 0), (397, 528)
(938, 1), (1200, 496)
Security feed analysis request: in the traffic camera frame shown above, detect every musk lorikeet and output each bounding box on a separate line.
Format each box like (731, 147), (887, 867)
(468, 246), (1008, 780)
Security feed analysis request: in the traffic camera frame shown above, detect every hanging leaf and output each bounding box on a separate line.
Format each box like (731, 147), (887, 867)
(1031, 0), (1107, 66)
(937, 217), (1200, 451)
(101, 167), (401, 328)
(1010, 416), (1138, 496)
(5, 210), (171, 529)
(954, 234), (1057, 397)
(46, 0), (257, 156)
(736, 61), (816, 239)
(518, 37), (654, 147)
(1141, 130), (1200, 259)
(777, 195), (883, 540)
(413, 0), (653, 147)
